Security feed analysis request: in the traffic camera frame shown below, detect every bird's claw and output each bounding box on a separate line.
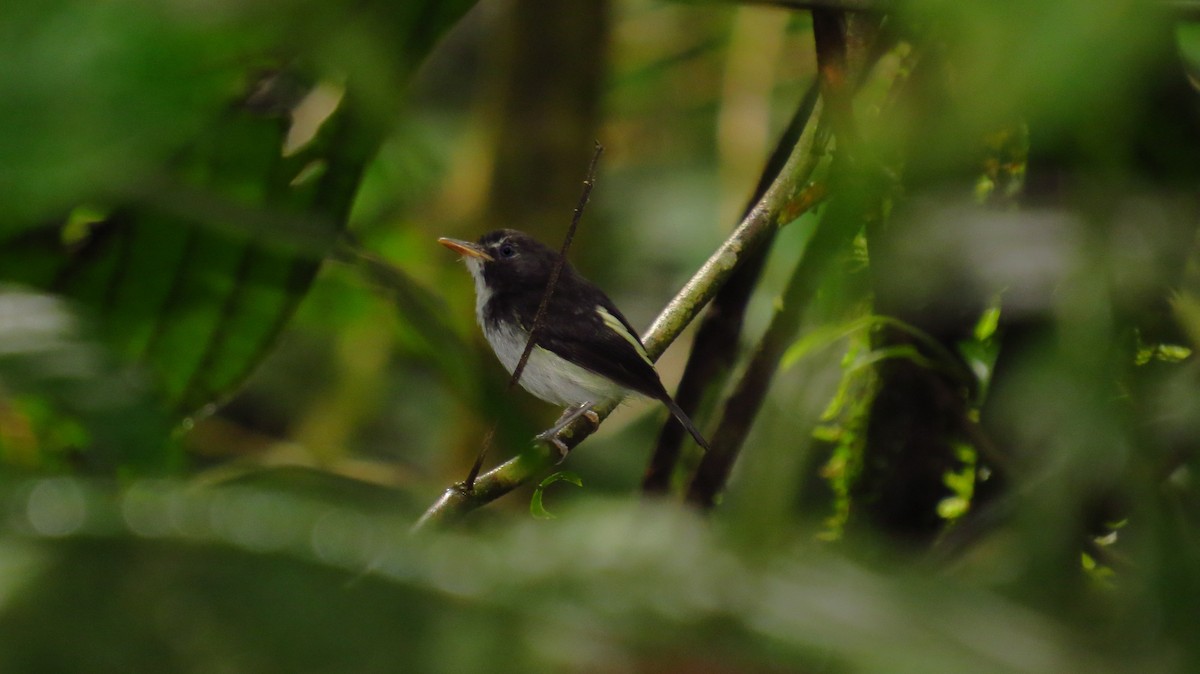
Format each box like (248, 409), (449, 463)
(535, 403), (599, 463)
(550, 437), (569, 463)
(534, 429), (571, 462)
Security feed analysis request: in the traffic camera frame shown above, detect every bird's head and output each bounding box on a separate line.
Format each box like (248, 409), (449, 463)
(438, 229), (561, 292)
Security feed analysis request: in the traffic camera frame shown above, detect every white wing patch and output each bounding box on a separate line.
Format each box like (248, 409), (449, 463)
(596, 305), (653, 367)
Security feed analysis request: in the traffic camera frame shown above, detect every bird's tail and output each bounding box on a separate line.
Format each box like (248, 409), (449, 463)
(661, 395), (711, 451)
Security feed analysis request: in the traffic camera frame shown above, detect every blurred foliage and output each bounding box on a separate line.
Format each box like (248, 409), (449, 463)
(1, 0), (1200, 672)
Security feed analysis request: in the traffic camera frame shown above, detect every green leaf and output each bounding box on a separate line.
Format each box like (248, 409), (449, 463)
(781, 316), (877, 370)
(529, 471), (583, 520)
(973, 303), (1002, 342)
(0, 0), (481, 418)
(0, 289), (175, 473)
(0, 2), (253, 226)
(1, 109), (333, 414)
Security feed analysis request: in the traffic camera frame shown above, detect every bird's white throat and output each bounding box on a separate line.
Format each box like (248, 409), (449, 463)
(464, 257), (492, 327)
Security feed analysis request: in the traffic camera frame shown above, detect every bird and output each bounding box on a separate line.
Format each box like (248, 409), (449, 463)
(438, 229), (710, 457)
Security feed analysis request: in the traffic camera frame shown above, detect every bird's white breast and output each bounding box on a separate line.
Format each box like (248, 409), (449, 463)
(481, 320), (625, 407)
(463, 257), (624, 406)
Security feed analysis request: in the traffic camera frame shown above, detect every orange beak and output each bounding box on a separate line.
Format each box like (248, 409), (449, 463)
(437, 237), (493, 261)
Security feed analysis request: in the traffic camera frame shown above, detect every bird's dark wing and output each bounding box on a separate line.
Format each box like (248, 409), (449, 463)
(523, 273), (712, 450)
(530, 281), (670, 401)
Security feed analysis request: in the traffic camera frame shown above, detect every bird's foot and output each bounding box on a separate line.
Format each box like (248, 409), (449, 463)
(534, 427), (572, 463)
(534, 403), (599, 462)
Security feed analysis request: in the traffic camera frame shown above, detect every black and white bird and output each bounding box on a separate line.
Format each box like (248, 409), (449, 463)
(438, 229), (710, 456)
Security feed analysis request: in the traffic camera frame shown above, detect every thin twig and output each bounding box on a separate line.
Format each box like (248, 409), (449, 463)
(508, 142), (604, 390)
(464, 426), (494, 491)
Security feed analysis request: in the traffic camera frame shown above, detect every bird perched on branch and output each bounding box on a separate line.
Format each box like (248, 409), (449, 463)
(439, 229), (710, 457)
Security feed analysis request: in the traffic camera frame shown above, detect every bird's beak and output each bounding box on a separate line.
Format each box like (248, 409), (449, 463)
(437, 237), (494, 262)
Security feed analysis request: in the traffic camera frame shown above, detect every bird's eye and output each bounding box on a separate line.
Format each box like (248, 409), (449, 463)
(499, 244), (516, 258)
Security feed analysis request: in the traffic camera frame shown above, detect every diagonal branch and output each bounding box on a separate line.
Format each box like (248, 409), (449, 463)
(642, 82), (822, 493)
(684, 179), (844, 508)
(685, 6), (883, 508)
(413, 100), (830, 531)
(728, 0), (887, 11)
(729, 0), (1200, 21)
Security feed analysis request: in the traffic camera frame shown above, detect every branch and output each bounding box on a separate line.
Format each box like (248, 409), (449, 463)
(413, 101), (830, 530)
(685, 180), (843, 508)
(1165, 0), (1200, 20)
(725, 0), (1200, 20)
(686, 6), (883, 508)
(643, 83), (822, 493)
(641, 101), (827, 352)
(725, 0), (887, 11)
